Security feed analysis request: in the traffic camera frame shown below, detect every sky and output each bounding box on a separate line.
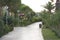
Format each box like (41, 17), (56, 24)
(21, 0), (56, 12)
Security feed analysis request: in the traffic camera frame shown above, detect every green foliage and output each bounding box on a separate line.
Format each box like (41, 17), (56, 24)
(0, 19), (13, 37)
(31, 16), (41, 22)
(0, 1), (42, 37)
(42, 28), (60, 40)
(0, 0), (21, 15)
(51, 11), (60, 37)
(20, 4), (34, 13)
(41, 1), (60, 37)
(41, 10), (60, 37)
(40, 11), (50, 27)
(12, 18), (19, 26)
(44, 0), (55, 13)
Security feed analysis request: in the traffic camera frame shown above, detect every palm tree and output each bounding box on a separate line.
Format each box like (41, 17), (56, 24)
(44, 0), (55, 13)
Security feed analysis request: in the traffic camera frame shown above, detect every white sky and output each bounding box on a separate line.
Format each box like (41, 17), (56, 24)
(21, 0), (56, 12)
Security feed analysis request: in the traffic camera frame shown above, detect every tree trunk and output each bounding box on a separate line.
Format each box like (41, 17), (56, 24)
(0, 7), (2, 17)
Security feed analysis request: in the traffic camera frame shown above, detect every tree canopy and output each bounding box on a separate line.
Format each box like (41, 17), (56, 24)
(0, 0), (21, 12)
(44, 0), (55, 13)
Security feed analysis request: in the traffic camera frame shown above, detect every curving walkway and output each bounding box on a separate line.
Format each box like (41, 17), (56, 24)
(0, 22), (44, 40)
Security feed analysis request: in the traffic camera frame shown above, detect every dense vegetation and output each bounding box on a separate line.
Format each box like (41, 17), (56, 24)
(42, 28), (60, 40)
(0, 0), (60, 40)
(0, 0), (42, 37)
(0, 0), (21, 37)
(41, 10), (60, 39)
(0, 18), (13, 37)
(40, 0), (60, 39)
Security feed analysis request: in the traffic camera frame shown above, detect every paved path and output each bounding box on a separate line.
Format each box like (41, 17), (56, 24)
(0, 22), (44, 40)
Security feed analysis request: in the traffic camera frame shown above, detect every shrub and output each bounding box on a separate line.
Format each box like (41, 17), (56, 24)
(41, 11), (60, 37)
(0, 19), (13, 37)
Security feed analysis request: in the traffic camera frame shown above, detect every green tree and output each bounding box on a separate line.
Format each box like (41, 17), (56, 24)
(20, 4), (35, 13)
(20, 4), (35, 19)
(44, 0), (55, 13)
(0, 0), (21, 16)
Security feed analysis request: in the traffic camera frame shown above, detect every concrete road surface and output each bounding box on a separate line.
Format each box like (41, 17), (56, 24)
(0, 22), (44, 40)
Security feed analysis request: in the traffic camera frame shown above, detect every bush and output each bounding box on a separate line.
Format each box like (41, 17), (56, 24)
(0, 19), (13, 37)
(12, 18), (19, 26)
(40, 11), (50, 28)
(31, 16), (42, 22)
(41, 11), (60, 37)
(53, 11), (60, 37)
(42, 28), (60, 40)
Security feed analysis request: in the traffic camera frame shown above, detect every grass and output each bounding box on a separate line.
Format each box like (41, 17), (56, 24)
(42, 28), (60, 40)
